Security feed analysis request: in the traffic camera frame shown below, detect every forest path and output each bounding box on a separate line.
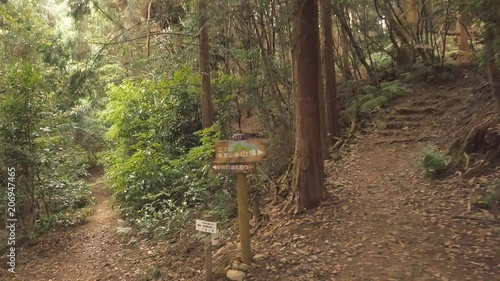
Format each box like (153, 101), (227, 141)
(324, 83), (500, 280)
(251, 81), (499, 281)
(6, 178), (165, 281)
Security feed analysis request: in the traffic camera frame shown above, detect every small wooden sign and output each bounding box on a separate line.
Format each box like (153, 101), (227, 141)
(211, 163), (256, 173)
(214, 139), (266, 164)
(211, 232), (222, 245)
(196, 220), (218, 234)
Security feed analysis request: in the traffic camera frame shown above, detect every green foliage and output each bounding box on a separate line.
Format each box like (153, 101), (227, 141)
(33, 207), (93, 236)
(0, 1), (98, 234)
(349, 80), (412, 115)
(370, 51), (393, 72)
(471, 180), (500, 209)
(102, 68), (233, 234)
(418, 146), (451, 177)
(140, 267), (163, 281)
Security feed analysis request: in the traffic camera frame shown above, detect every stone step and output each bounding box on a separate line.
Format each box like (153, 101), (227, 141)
(377, 121), (423, 130)
(394, 106), (442, 115)
(374, 129), (415, 137)
(385, 115), (424, 122)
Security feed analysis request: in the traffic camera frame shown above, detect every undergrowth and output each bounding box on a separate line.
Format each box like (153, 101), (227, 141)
(471, 179), (500, 209)
(101, 68), (236, 238)
(348, 80), (412, 116)
(418, 146), (451, 177)
(32, 206), (94, 237)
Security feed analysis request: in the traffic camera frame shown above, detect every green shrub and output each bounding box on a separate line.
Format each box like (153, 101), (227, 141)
(472, 180), (500, 209)
(418, 146), (450, 177)
(102, 68), (235, 235)
(33, 207), (93, 236)
(349, 80), (412, 115)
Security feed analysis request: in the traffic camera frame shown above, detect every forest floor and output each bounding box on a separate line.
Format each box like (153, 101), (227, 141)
(1, 67), (499, 281)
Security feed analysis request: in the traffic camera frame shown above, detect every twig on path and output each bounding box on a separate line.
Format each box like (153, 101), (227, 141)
(451, 215), (498, 224)
(396, 237), (405, 248)
(307, 220), (339, 225)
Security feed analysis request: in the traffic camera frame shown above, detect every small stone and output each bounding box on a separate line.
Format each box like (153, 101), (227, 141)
(238, 263), (251, 271)
(253, 252), (270, 262)
(232, 260), (241, 269)
(227, 270), (246, 281)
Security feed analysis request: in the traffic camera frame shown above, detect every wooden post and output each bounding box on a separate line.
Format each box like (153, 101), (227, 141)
(236, 173), (252, 264)
(204, 235), (212, 281)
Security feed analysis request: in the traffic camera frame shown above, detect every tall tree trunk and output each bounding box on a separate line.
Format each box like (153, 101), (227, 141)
(199, 0), (214, 129)
(457, 10), (470, 54)
(317, 0), (328, 160)
(292, 0), (326, 211)
(485, 28), (500, 114)
(319, 0), (340, 142)
(340, 21), (352, 80)
(405, 0), (418, 34)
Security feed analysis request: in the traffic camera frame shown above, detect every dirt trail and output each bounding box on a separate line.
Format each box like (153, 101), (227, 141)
(5, 179), (165, 281)
(249, 83), (500, 281)
(326, 86), (500, 280)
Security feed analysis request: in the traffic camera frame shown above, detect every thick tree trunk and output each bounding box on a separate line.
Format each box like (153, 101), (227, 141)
(292, 0), (326, 211)
(319, 0), (340, 142)
(199, 0), (214, 129)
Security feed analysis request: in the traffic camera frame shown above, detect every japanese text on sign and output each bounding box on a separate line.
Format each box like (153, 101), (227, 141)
(196, 220), (218, 234)
(214, 139), (266, 164)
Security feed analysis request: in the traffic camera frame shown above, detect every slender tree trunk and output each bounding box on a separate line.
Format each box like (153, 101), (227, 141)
(292, 0), (326, 211)
(485, 28), (500, 114)
(317, 1), (328, 160)
(341, 23), (352, 80)
(146, 1), (152, 57)
(406, 0), (418, 35)
(457, 10), (470, 54)
(332, 2), (375, 82)
(319, 0), (340, 143)
(199, 0), (214, 128)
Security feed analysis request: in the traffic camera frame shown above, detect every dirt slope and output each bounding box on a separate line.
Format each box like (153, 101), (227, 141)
(245, 76), (499, 281)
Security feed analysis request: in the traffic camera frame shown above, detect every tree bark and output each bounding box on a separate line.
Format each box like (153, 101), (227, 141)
(485, 28), (500, 114)
(199, 0), (214, 129)
(317, 1), (328, 160)
(292, 0), (326, 211)
(457, 10), (470, 54)
(319, 0), (340, 142)
(340, 21), (352, 80)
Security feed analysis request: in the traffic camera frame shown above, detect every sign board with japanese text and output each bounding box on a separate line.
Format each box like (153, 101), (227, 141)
(211, 163), (256, 174)
(196, 220), (218, 234)
(213, 139), (266, 164)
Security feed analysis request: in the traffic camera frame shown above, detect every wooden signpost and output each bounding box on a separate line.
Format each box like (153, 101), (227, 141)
(195, 220), (218, 281)
(211, 134), (266, 265)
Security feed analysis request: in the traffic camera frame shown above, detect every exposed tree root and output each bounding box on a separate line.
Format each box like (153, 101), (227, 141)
(449, 116), (499, 168)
